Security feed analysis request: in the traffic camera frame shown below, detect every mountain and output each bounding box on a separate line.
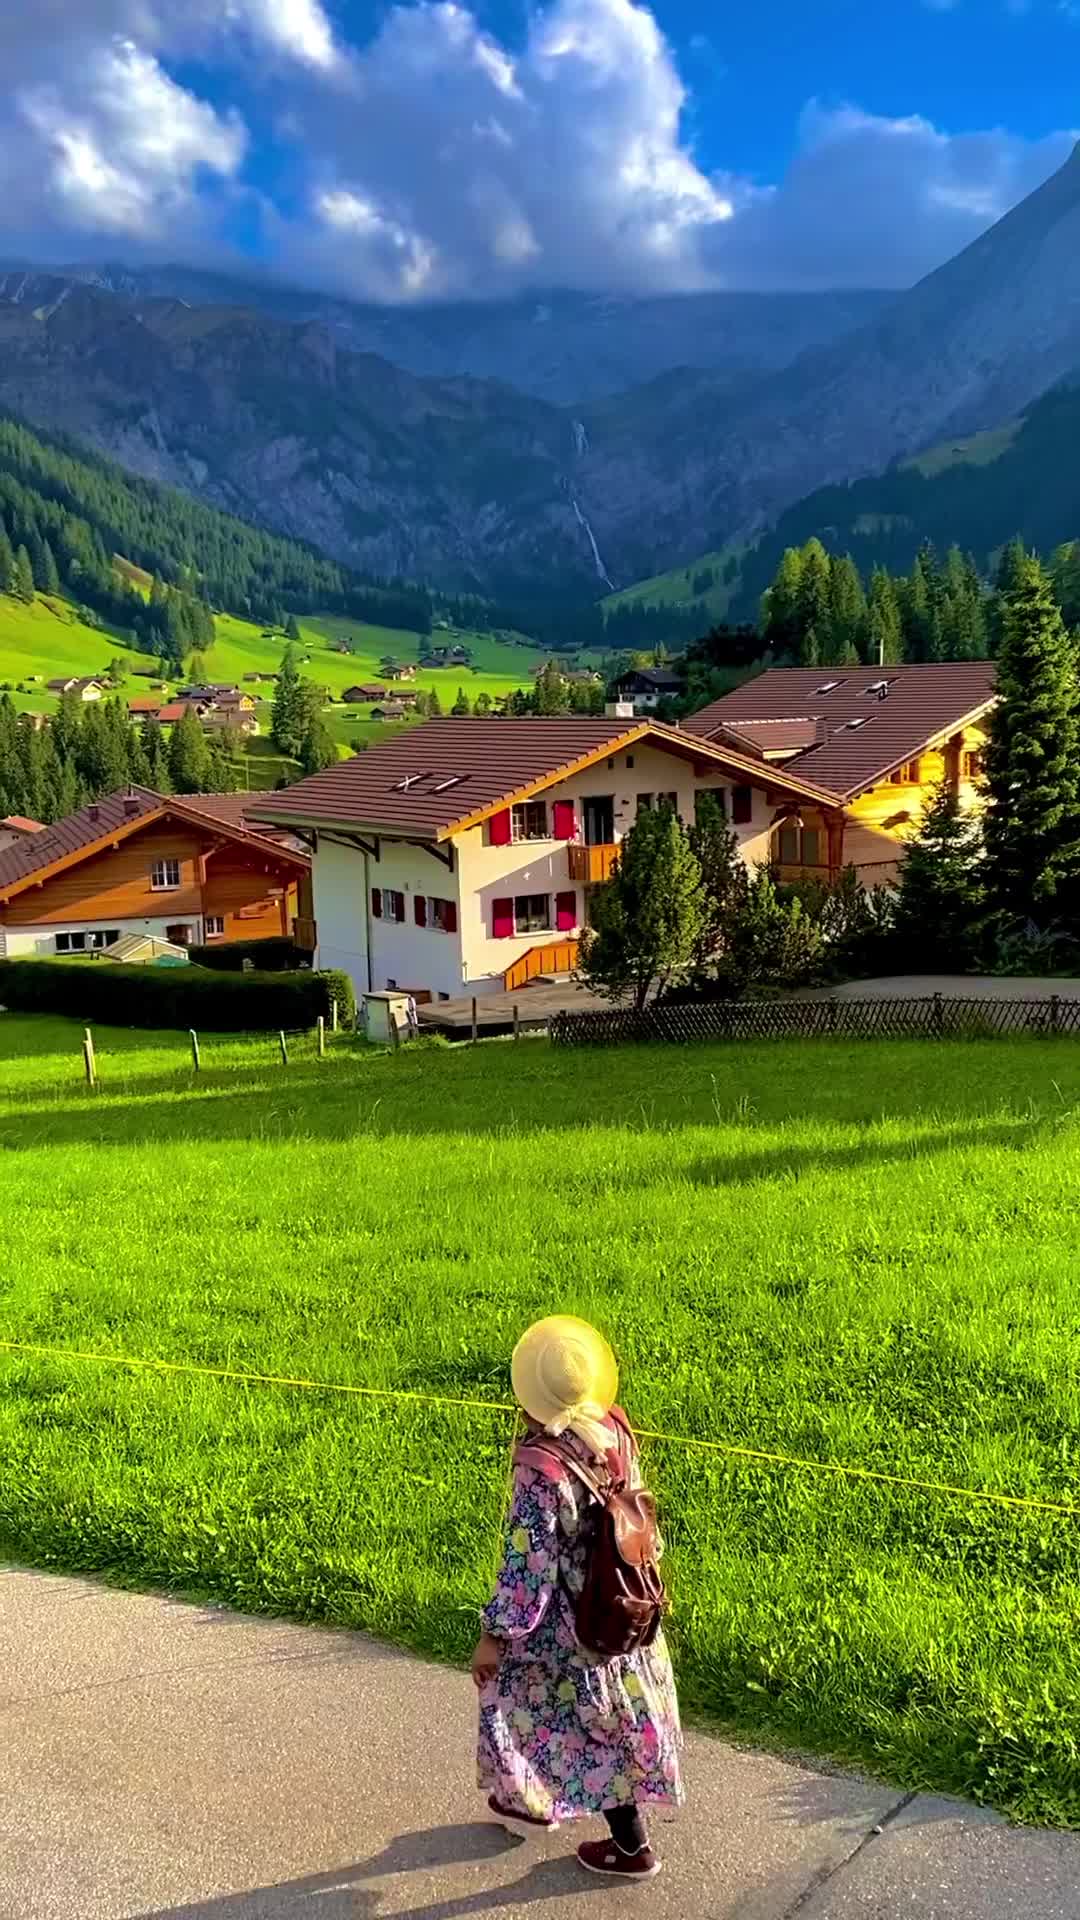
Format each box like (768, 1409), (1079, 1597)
(2, 140), (1079, 601)
(37, 266), (887, 405)
(730, 376), (1080, 616)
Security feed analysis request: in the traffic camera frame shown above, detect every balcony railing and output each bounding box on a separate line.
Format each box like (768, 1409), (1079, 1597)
(567, 842), (618, 885)
(503, 939), (580, 993)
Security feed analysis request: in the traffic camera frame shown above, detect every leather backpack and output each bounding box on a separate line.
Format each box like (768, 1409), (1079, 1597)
(516, 1408), (668, 1660)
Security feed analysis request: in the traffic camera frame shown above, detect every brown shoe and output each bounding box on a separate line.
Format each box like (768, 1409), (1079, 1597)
(577, 1839), (661, 1880)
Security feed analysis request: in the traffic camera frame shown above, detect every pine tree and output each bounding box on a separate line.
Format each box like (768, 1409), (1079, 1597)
(1051, 541), (1080, 630)
(760, 547), (804, 657)
(866, 567), (904, 666)
(168, 707), (213, 794)
(451, 686), (472, 716)
(474, 690), (493, 715)
(825, 554), (867, 665)
(36, 538), (61, 595)
(0, 526), (14, 595)
(983, 555), (1080, 923)
(427, 687), (444, 717)
(893, 783), (985, 968)
(535, 661), (570, 714)
(271, 645), (303, 756)
(578, 806), (705, 1011)
(298, 715), (338, 775)
(140, 716), (172, 793)
(687, 791), (747, 974)
(794, 540), (831, 665)
(13, 544), (35, 603)
(285, 612), (301, 642)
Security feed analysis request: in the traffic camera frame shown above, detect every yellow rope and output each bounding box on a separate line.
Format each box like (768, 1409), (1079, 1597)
(2, 1336), (1078, 1522)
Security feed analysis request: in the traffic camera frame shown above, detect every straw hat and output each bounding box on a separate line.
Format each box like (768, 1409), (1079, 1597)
(511, 1315), (618, 1457)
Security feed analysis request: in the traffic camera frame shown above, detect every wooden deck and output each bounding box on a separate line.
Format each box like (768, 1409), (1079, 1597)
(416, 979), (614, 1034)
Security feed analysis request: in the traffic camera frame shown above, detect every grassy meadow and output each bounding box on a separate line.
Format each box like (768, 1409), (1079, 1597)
(4, 1015), (1080, 1821)
(603, 543), (744, 621)
(0, 591), (580, 785)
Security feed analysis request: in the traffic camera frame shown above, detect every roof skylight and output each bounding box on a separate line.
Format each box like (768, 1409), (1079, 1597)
(814, 680), (843, 694)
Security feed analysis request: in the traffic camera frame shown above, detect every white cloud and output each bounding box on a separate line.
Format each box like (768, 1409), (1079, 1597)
(0, 0), (1073, 297)
(704, 103), (1077, 289)
(15, 39), (245, 237)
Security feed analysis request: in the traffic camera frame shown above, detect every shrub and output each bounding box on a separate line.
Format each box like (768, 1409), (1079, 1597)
(0, 958), (355, 1033)
(188, 936), (306, 973)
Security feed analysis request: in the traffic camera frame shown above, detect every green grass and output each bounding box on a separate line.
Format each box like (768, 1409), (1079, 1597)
(603, 545), (744, 620)
(4, 1017), (1080, 1822)
(902, 422), (1021, 480)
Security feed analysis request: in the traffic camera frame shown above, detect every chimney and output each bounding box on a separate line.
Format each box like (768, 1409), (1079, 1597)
(123, 796), (141, 817)
(605, 700), (635, 720)
(88, 805), (99, 823)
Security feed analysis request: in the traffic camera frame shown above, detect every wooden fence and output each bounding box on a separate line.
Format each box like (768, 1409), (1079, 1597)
(549, 993), (1080, 1047)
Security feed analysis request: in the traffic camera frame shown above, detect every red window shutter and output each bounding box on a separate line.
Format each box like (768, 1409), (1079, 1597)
(394, 891), (406, 923)
(555, 890), (576, 932)
(489, 808), (512, 846)
(552, 800), (576, 841)
(444, 900), (458, 933)
(371, 888), (382, 918)
(414, 894), (427, 927)
(492, 897), (514, 938)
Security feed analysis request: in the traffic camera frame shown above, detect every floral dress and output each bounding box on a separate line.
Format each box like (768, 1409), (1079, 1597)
(477, 1416), (684, 1824)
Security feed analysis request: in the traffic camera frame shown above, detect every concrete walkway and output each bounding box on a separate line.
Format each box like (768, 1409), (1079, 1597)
(2, 1569), (1078, 1920)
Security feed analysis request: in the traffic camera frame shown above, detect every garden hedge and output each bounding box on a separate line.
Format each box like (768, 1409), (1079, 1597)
(187, 936), (306, 973)
(0, 957), (355, 1033)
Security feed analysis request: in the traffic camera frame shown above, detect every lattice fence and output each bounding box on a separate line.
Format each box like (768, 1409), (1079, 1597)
(549, 994), (1080, 1047)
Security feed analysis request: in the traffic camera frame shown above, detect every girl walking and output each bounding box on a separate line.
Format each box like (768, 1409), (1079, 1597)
(473, 1315), (683, 1880)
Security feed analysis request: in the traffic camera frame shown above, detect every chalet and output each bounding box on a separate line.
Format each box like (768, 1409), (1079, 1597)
(202, 708), (260, 737)
(343, 685), (389, 704)
(384, 664), (417, 682)
(128, 697), (163, 717)
(251, 714), (847, 1004)
(0, 816), (45, 853)
(155, 703), (189, 724)
(612, 668), (684, 711)
(371, 702), (409, 722)
(215, 692), (257, 713)
(47, 677), (103, 702)
(0, 789), (310, 959)
(683, 662), (996, 885)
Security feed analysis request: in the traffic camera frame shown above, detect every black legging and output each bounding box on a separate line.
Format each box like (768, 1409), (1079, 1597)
(604, 1806), (649, 1854)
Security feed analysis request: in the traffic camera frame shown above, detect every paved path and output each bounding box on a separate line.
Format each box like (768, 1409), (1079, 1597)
(2, 1568), (1078, 1920)
(806, 973), (1080, 1002)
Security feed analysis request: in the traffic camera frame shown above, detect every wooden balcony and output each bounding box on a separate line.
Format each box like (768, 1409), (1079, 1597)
(567, 843), (618, 885)
(503, 939), (579, 993)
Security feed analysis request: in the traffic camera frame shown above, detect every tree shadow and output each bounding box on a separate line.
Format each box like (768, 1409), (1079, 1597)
(684, 1116), (1045, 1189)
(134, 1826), (613, 1919)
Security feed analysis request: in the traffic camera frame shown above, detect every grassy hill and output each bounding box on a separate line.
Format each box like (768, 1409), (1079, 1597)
(0, 590), (595, 789)
(602, 543), (744, 624)
(4, 1014), (1080, 1823)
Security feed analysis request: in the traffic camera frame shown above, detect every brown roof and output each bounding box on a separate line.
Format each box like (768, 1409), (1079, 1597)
(128, 697), (162, 714)
(716, 717), (824, 756)
(0, 788), (308, 903)
(249, 716), (837, 842)
(683, 664), (996, 800)
(156, 703), (187, 723)
(0, 814), (45, 835)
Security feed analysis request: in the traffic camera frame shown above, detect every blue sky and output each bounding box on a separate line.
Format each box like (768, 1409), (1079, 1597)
(2, 0), (1076, 300)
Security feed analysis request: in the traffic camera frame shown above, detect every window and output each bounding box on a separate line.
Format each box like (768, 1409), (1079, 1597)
(964, 750), (984, 780)
(637, 791), (678, 815)
(373, 888), (405, 922)
(514, 893), (550, 934)
(732, 785), (753, 825)
(511, 800), (549, 841)
(55, 929), (120, 953)
(695, 788), (727, 822)
(151, 858), (181, 890)
(897, 758), (921, 785)
(205, 915), (225, 938)
(625, 754), (635, 768)
(774, 824), (824, 868)
(814, 680), (842, 694)
(417, 895), (457, 933)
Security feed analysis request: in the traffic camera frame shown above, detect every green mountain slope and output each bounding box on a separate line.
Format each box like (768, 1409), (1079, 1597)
(730, 379), (1080, 619)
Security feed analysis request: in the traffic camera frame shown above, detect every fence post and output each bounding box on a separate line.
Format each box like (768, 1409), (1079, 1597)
(317, 1015), (326, 1057)
(513, 1002), (520, 1044)
(82, 1027), (96, 1088)
(471, 996), (478, 1044)
(189, 1029), (201, 1072)
(1051, 994), (1061, 1036)
(331, 999), (339, 1035)
(279, 1030), (289, 1066)
(827, 998), (838, 1035)
(933, 991), (944, 1037)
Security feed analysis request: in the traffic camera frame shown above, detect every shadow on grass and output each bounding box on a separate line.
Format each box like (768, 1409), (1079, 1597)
(0, 1061), (1048, 1186)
